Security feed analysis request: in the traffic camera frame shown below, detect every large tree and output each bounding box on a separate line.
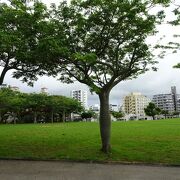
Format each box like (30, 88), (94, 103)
(0, 0), (49, 86)
(39, 0), (169, 153)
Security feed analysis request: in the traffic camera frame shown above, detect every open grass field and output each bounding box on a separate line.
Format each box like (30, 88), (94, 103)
(0, 119), (180, 165)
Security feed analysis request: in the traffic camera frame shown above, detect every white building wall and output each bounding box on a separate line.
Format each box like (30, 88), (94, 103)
(71, 90), (88, 109)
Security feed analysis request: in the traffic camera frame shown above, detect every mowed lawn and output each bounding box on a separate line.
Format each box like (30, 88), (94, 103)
(0, 119), (180, 165)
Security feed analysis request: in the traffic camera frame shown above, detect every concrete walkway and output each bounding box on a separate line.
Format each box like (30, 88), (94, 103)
(0, 160), (180, 180)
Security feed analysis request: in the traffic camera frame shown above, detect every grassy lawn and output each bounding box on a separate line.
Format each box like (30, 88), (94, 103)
(0, 119), (180, 165)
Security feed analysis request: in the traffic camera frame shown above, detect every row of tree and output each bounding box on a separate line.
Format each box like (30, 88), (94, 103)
(0, 88), (83, 124)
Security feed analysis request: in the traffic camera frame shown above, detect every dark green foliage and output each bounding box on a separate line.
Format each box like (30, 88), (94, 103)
(144, 102), (161, 120)
(161, 110), (169, 118)
(0, 0), (50, 85)
(111, 111), (124, 120)
(0, 88), (83, 123)
(81, 111), (95, 121)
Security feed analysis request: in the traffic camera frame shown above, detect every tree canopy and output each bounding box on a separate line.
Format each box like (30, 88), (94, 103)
(0, 0), (50, 85)
(144, 102), (161, 120)
(0, 88), (83, 123)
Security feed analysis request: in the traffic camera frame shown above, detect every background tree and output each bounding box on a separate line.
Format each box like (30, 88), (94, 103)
(111, 111), (124, 120)
(172, 111), (179, 117)
(41, 0), (168, 152)
(47, 95), (83, 122)
(0, 88), (15, 122)
(7, 91), (27, 123)
(161, 110), (169, 119)
(0, 0), (49, 86)
(25, 93), (49, 123)
(81, 111), (95, 121)
(144, 102), (161, 120)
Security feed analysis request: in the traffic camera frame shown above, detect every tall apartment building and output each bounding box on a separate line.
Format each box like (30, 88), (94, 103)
(71, 90), (88, 109)
(123, 92), (151, 117)
(152, 86), (180, 113)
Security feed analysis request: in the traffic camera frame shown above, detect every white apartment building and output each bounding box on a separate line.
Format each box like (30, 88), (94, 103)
(152, 86), (180, 113)
(122, 92), (151, 119)
(71, 90), (88, 109)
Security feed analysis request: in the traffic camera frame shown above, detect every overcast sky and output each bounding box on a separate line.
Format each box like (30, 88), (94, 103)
(1, 0), (180, 106)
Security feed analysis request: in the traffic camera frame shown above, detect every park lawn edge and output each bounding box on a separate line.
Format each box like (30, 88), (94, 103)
(0, 157), (180, 167)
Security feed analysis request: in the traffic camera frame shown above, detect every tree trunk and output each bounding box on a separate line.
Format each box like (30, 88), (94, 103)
(99, 91), (111, 153)
(62, 110), (65, 122)
(34, 111), (37, 123)
(51, 111), (54, 123)
(152, 115), (155, 120)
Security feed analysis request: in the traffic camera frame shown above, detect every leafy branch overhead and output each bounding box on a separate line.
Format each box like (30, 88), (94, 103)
(0, 0), (52, 85)
(43, 0), (167, 94)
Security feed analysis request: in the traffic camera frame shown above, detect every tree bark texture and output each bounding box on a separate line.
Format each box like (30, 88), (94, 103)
(99, 91), (111, 153)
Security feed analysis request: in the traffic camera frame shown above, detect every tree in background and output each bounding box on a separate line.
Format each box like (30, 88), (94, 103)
(144, 102), (161, 120)
(0, 88), (15, 122)
(7, 92), (27, 123)
(0, 88), (83, 123)
(47, 95), (83, 123)
(40, 0), (169, 152)
(81, 111), (95, 121)
(111, 111), (124, 121)
(25, 93), (52, 123)
(161, 110), (169, 119)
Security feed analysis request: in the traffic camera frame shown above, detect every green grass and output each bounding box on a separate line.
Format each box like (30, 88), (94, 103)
(0, 119), (180, 165)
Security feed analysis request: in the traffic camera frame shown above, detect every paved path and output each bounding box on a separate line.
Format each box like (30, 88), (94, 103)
(0, 160), (180, 180)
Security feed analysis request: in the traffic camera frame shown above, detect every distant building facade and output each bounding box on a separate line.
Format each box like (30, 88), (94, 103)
(71, 90), (88, 109)
(89, 104), (100, 112)
(109, 104), (119, 112)
(152, 86), (180, 113)
(122, 92), (151, 119)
